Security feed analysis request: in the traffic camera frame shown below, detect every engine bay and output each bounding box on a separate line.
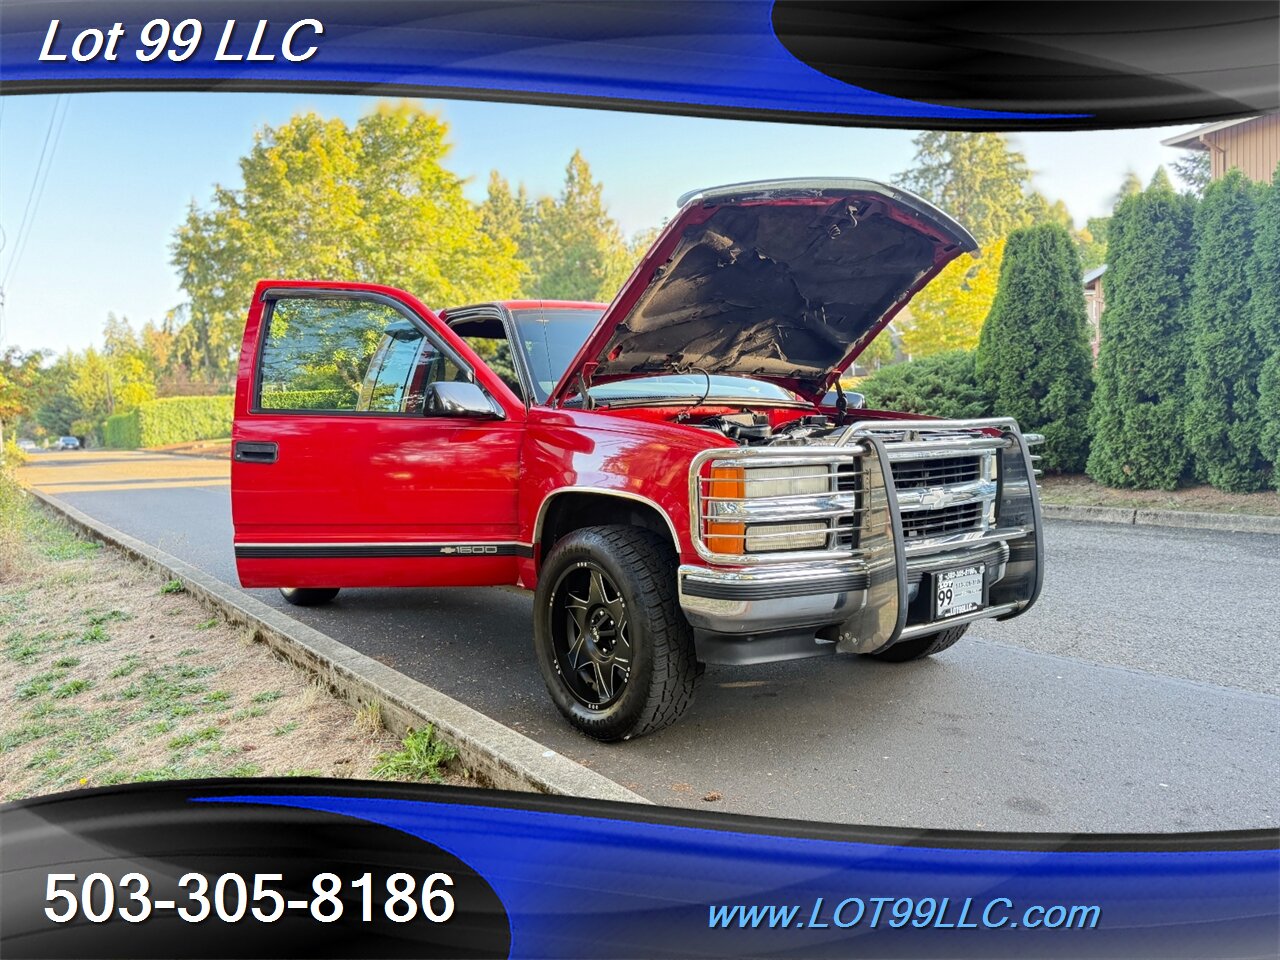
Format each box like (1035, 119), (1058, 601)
(691, 412), (852, 446)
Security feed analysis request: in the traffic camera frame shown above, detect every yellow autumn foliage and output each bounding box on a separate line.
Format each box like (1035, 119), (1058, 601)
(901, 237), (1006, 359)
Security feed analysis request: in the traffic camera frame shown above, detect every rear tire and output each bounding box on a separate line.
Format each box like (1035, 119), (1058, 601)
(534, 525), (699, 741)
(279, 587), (340, 606)
(867, 624), (968, 662)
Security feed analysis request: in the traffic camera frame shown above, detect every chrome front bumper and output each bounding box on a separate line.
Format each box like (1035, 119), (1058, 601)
(679, 536), (1021, 661)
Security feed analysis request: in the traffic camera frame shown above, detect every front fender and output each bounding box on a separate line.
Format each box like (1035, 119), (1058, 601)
(519, 409), (729, 580)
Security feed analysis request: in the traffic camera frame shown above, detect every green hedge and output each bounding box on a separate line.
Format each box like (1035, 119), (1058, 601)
(858, 350), (994, 420)
(103, 412), (141, 449)
(103, 396), (234, 449)
(258, 388), (351, 411)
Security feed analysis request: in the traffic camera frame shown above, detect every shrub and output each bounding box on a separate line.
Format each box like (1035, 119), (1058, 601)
(102, 396), (233, 449)
(976, 224), (1095, 472)
(2, 440), (28, 470)
(1186, 169), (1267, 492)
(859, 351), (992, 419)
(1249, 163), (1280, 489)
(1086, 170), (1196, 489)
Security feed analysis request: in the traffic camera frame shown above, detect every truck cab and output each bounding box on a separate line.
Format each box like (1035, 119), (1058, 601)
(231, 178), (1044, 741)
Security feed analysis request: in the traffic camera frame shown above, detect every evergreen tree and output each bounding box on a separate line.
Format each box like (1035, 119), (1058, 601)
(478, 171), (533, 296)
(975, 224), (1094, 472)
(1113, 170), (1144, 206)
(1248, 163), (1280, 488)
(1186, 169), (1268, 491)
(1172, 151), (1212, 196)
(522, 151), (632, 301)
(1086, 169), (1196, 488)
(896, 132), (1035, 245)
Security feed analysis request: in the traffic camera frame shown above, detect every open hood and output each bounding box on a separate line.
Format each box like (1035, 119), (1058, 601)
(549, 178), (978, 406)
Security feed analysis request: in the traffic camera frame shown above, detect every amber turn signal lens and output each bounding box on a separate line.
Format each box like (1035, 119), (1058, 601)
(705, 465), (746, 555)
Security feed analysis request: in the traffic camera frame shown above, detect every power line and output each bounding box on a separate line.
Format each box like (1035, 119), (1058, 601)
(2, 95), (68, 290)
(1, 96), (61, 285)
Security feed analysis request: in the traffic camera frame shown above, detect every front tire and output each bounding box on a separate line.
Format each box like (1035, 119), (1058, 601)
(534, 526), (699, 741)
(867, 624), (968, 662)
(279, 587), (340, 606)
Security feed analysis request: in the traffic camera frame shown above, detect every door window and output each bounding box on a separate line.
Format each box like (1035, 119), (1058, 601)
(256, 297), (463, 414)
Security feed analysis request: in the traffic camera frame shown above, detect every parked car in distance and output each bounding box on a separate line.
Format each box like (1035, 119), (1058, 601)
(231, 178), (1046, 741)
(55, 436), (81, 450)
(16, 438), (39, 452)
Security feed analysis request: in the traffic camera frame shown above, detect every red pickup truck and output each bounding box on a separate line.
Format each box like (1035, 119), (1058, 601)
(232, 179), (1044, 741)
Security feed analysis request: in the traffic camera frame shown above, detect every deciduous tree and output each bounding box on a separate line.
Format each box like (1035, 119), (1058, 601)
(0, 348), (47, 441)
(901, 238), (1005, 358)
(171, 103), (524, 382)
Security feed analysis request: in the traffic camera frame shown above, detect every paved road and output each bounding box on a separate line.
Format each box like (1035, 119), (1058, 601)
(21, 451), (1280, 833)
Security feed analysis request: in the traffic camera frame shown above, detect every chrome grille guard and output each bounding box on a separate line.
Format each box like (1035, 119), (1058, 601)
(687, 417), (1046, 642)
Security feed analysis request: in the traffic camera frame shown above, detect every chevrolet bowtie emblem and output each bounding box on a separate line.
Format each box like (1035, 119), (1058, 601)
(440, 547), (457, 554)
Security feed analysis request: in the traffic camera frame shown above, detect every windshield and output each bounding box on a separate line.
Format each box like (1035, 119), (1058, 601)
(510, 307), (798, 406)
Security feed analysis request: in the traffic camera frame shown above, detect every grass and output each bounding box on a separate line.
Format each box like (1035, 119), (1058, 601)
(51, 678), (94, 699)
(76, 624), (111, 645)
(372, 725), (459, 783)
(355, 701), (383, 736)
(1039, 474), (1280, 516)
(0, 469), (468, 801)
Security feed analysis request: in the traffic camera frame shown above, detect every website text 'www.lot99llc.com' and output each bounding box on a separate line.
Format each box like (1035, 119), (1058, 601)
(709, 896), (1102, 931)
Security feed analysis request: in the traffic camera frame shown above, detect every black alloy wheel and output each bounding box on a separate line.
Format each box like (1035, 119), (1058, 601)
(533, 525), (700, 741)
(549, 561), (632, 709)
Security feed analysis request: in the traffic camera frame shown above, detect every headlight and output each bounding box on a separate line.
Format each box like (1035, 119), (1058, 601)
(745, 522), (828, 552)
(741, 465), (831, 497)
(702, 464), (835, 555)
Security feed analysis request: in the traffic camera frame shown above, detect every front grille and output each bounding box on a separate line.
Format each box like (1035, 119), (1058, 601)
(899, 502), (985, 540)
(836, 463), (860, 492)
(891, 455), (982, 489)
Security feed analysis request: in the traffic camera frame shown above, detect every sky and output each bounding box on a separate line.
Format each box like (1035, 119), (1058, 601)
(0, 91), (1197, 355)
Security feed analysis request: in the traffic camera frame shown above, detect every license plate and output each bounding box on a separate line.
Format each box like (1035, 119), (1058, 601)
(935, 565), (984, 619)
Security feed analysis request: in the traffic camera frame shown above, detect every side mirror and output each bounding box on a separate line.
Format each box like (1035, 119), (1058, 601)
(425, 381), (501, 418)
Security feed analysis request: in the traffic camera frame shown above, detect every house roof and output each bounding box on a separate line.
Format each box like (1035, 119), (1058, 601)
(1161, 117), (1259, 150)
(1082, 265), (1107, 285)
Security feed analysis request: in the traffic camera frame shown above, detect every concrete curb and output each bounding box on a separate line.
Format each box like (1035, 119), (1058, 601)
(29, 489), (648, 805)
(1042, 502), (1280, 535)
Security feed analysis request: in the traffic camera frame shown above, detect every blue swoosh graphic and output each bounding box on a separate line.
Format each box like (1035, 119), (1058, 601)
(198, 794), (1277, 958)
